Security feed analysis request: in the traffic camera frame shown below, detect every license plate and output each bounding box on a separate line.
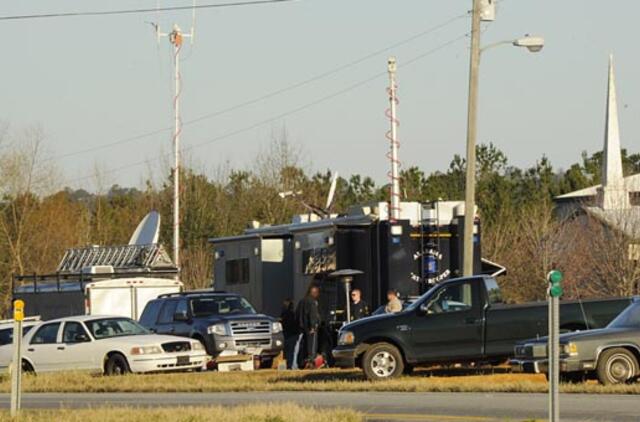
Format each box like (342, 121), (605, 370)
(177, 355), (190, 366)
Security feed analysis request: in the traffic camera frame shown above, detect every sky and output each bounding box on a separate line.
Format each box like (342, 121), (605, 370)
(1, 0), (639, 190)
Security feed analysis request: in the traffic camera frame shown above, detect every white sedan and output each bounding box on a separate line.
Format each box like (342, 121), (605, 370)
(0, 315), (209, 375)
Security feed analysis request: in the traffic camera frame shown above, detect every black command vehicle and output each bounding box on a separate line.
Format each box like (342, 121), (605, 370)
(511, 298), (640, 385)
(139, 291), (284, 367)
(332, 276), (632, 380)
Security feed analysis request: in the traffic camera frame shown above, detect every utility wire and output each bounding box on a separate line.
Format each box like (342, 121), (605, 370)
(0, 0), (298, 21)
(67, 32), (469, 184)
(47, 13), (468, 163)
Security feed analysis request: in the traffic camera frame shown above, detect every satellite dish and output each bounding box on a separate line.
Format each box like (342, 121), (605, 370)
(325, 171), (339, 211)
(129, 211), (161, 245)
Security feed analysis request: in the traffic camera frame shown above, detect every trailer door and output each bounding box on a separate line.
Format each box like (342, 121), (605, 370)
(88, 286), (134, 318)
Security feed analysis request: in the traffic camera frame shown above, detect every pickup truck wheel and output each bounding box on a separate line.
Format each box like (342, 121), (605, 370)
(596, 348), (638, 385)
(362, 343), (404, 380)
(105, 353), (131, 376)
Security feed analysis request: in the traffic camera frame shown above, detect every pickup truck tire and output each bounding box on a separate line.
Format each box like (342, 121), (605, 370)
(596, 348), (638, 385)
(362, 342), (404, 380)
(105, 353), (131, 376)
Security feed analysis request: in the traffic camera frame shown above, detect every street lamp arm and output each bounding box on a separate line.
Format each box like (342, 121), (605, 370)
(480, 40), (512, 54)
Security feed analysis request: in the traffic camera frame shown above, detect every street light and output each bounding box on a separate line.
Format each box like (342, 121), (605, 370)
(462, 0), (544, 278)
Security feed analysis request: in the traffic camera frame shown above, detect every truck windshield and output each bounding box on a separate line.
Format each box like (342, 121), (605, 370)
(87, 318), (149, 339)
(607, 302), (640, 329)
(191, 296), (256, 316)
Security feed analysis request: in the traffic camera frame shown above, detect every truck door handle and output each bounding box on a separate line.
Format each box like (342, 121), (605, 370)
(465, 317), (481, 325)
(57, 346), (65, 350)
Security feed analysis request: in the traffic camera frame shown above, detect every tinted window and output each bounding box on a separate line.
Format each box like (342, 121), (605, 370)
(31, 323), (61, 344)
(158, 300), (178, 324)
(139, 300), (163, 327)
(191, 296), (256, 317)
(175, 299), (189, 318)
(484, 278), (504, 304)
(226, 259), (250, 285)
(608, 302), (640, 329)
(0, 326), (35, 346)
(87, 318), (149, 339)
(426, 282), (474, 314)
(63, 322), (89, 343)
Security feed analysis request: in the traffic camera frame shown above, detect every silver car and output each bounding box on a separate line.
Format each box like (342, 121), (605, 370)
(0, 315), (209, 374)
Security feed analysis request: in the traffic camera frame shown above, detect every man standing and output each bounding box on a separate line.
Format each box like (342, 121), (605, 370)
(280, 298), (298, 369)
(297, 284), (321, 369)
(384, 289), (403, 314)
(350, 288), (369, 321)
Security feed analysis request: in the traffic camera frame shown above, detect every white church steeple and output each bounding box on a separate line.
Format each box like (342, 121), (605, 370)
(597, 54), (630, 210)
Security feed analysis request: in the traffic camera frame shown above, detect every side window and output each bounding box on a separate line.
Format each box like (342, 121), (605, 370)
(31, 323), (61, 344)
(226, 259), (250, 285)
(63, 322), (89, 343)
(484, 278), (504, 304)
(139, 300), (163, 327)
(157, 301), (178, 324)
(175, 299), (189, 319)
(427, 282), (474, 314)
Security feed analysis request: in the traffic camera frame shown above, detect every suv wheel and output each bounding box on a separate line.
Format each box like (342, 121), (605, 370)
(596, 348), (638, 385)
(105, 353), (131, 376)
(362, 342), (404, 380)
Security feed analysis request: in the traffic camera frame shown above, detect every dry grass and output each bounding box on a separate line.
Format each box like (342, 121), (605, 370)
(0, 367), (639, 394)
(0, 404), (362, 422)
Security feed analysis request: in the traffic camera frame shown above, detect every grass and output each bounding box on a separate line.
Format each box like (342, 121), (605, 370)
(0, 367), (639, 394)
(0, 404), (362, 422)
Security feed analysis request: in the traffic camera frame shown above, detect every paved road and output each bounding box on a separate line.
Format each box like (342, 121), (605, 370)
(0, 391), (637, 421)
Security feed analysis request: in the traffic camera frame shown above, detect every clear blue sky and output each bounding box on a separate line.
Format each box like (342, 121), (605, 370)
(1, 0), (638, 189)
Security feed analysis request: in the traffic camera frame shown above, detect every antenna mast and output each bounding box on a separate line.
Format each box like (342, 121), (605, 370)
(386, 57), (401, 222)
(154, 2), (196, 272)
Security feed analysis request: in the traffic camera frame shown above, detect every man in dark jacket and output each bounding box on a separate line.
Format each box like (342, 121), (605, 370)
(350, 288), (369, 321)
(296, 284), (321, 368)
(280, 298), (298, 369)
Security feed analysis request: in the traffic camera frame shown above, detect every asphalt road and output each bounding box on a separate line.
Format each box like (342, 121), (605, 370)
(0, 391), (637, 421)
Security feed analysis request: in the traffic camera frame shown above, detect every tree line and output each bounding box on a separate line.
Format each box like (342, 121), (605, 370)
(2, 126), (639, 313)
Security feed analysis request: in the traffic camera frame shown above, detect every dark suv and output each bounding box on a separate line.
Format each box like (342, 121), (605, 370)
(139, 291), (284, 366)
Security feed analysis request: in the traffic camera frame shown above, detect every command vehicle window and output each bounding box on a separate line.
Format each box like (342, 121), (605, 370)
(139, 300), (163, 326)
(226, 258), (250, 284)
(158, 300), (178, 324)
(427, 283), (474, 314)
(31, 322), (61, 344)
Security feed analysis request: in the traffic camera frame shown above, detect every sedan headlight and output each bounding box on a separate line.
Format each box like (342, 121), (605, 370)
(271, 322), (283, 334)
(338, 330), (355, 346)
(130, 345), (163, 355)
(207, 323), (228, 336)
(561, 342), (578, 357)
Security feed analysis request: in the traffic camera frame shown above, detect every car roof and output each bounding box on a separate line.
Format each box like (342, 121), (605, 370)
(36, 315), (132, 324)
(156, 291), (240, 300)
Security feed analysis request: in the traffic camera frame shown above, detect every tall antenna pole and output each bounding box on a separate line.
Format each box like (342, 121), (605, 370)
(386, 57), (401, 222)
(155, 10), (194, 271)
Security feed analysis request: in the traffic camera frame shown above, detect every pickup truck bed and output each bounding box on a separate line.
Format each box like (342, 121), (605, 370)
(332, 276), (631, 380)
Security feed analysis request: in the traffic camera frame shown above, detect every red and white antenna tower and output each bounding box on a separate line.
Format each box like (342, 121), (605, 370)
(386, 57), (401, 222)
(153, 2), (196, 271)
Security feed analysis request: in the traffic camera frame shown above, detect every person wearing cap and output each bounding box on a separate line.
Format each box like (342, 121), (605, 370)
(384, 289), (403, 314)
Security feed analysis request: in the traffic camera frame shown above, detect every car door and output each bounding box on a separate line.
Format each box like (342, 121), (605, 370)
(154, 300), (178, 335)
(410, 280), (484, 361)
(171, 299), (192, 337)
(56, 321), (96, 370)
(25, 322), (62, 372)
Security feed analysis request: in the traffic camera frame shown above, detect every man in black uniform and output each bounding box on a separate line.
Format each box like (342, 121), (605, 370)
(350, 288), (369, 321)
(296, 284), (321, 368)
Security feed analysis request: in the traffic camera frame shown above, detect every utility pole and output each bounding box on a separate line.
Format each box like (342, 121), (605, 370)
(155, 20), (194, 272)
(462, 0), (482, 276)
(387, 57), (401, 222)
(547, 270), (563, 422)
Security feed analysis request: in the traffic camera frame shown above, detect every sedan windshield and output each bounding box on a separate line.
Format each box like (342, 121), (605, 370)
(191, 296), (256, 317)
(87, 318), (149, 339)
(608, 302), (640, 329)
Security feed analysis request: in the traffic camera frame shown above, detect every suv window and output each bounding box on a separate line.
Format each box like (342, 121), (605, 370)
(158, 300), (178, 324)
(63, 322), (89, 343)
(484, 278), (504, 304)
(426, 282), (474, 314)
(139, 300), (163, 326)
(175, 299), (189, 319)
(31, 322), (61, 344)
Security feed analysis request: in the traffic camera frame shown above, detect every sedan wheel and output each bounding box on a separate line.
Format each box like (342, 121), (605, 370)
(105, 354), (131, 376)
(596, 348), (638, 385)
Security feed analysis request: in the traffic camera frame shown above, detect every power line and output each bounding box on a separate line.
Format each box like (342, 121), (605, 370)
(47, 13), (468, 163)
(67, 32), (469, 185)
(0, 0), (298, 21)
